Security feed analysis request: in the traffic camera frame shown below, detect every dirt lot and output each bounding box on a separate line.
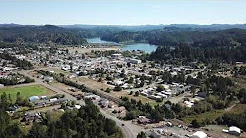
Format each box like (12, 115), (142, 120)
(50, 82), (83, 96)
(75, 76), (114, 90)
(110, 91), (158, 106)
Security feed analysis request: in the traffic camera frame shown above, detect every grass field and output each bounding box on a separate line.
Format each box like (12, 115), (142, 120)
(182, 110), (225, 124)
(227, 104), (246, 114)
(0, 85), (54, 101)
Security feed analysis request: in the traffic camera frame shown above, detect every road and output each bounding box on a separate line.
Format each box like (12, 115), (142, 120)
(19, 69), (140, 138)
(99, 109), (137, 138)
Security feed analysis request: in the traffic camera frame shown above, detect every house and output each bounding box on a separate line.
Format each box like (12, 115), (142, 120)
(41, 96), (48, 100)
(0, 84), (4, 88)
(114, 80), (124, 86)
(49, 98), (58, 102)
(190, 131), (207, 138)
(197, 92), (206, 98)
(112, 106), (125, 113)
(162, 84), (170, 89)
(149, 95), (162, 100)
(129, 59), (141, 64)
(8, 105), (19, 112)
(74, 105), (81, 109)
(99, 99), (109, 107)
(29, 96), (40, 102)
(184, 101), (194, 108)
(22, 113), (42, 123)
(111, 53), (122, 58)
(108, 102), (116, 108)
(44, 76), (54, 82)
(140, 91), (148, 96)
(156, 93), (168, 98)
(162, 91), (172, 96)
(137, 116), (151, 124)
(52, 98), (67, 105)
(61, 65), (70, 71)
(229, 126), (241, 136)
(121, 83), (129, 89)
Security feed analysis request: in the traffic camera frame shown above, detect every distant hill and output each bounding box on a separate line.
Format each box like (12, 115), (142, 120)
(0, 25), (87, 45)
(58, 24), (246, 31)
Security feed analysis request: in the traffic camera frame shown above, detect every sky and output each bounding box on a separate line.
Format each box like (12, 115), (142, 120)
(0, 0), (246, 25)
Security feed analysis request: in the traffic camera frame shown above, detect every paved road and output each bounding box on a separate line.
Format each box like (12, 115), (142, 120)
(19, 69), (140, 138)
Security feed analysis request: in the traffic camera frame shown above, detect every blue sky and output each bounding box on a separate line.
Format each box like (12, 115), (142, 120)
(0, 0), (246, 25)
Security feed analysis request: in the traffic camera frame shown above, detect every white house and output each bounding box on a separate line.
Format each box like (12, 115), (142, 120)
(190, 131), (207, 138)
(140, 91), (148, 96)
(29, 96), (40, 102)
(229, 126), (241, 136)
(129, 59), (141, 64)
(184, 101), (194, 108)
(156, 93), (168, 98)
(44, 76), (54, 82)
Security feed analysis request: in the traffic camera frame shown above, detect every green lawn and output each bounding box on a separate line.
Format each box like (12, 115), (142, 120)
(182, 110), (225, 124)
(227, 104), (246, 114)
(0, 85), (53, 101)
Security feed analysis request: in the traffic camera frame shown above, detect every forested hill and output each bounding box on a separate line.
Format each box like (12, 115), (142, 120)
(101, 28), (246, 47)
(60, 24), (246, 32)
(0, 25), (87, 45)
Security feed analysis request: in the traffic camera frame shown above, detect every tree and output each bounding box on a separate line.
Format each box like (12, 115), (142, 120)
(127, 62), (131, 67)
(137, 132), (147, 138)
(156, 85), (165, 92)
(113, 86), (122, 91)
(238, 88), (246, 103)
(129, 91), (133, 95)
(1, 92), (9, 109)
(134, 91), (139, 97)
(191, 85), (196, 96)
(98, 77), (102, 82)
(125, 111), (137, 120)
(16, 92), (23, 106)
(127, 77), (134, 84)
(105, 88), (111, 93)
(191, 119), (201, 128)
(151, 110), (162, 123)
(27, 123), (47, 138)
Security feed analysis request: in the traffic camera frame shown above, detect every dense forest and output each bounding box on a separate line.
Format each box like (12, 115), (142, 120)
(100, 28), (246, 63)
(0, 25), (87, 45)
(0, 98), (123, 138)
(149, 45), (246, 63)
(101, 28), (246, 47)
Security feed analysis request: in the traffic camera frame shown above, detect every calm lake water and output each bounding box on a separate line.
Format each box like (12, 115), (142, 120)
(86, 38), (157, 53)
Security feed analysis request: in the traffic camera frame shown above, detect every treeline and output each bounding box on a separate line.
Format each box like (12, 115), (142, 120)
(149, 45), (246, 64)
(0, 74), (34, 86)
(101, 28), (246, 47)
(0, 53), (33, 70)
(0, 98), (123, 138)
(0, 25), (87, 45)
(38, 70), (88, 91)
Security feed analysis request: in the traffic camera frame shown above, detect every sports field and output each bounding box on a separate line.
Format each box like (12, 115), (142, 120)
(0, 85), (54, 101)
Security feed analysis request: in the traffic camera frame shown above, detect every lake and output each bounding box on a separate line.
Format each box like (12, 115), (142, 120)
(86, 38), (157, 53)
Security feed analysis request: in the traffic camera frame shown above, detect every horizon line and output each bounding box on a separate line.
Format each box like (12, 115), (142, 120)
(1, 23), (246, 26)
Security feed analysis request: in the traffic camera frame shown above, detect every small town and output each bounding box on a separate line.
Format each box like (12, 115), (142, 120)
(0, 37), (245, 138)
(0, 1), (246, 138)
